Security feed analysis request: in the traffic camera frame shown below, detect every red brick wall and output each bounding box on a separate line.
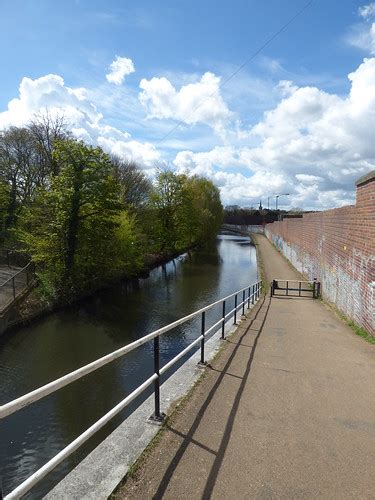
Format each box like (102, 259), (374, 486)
(265, 172), (375, 336)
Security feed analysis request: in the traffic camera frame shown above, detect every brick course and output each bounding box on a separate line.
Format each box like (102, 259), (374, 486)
(265, 171), (375, 336)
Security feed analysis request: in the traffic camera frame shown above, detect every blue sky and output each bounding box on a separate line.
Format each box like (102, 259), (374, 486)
(1, 0), (374, 209)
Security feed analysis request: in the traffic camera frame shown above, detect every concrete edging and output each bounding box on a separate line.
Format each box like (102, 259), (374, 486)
(45, 304), (260, 499)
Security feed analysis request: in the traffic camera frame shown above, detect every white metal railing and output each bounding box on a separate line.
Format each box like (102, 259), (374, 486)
(0, 279), (262, 499)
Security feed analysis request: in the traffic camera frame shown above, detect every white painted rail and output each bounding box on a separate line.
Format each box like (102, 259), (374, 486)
(1, 279), (262, 499)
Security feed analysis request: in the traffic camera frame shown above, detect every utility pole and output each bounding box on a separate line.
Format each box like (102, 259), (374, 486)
(275, 193), (290, 210)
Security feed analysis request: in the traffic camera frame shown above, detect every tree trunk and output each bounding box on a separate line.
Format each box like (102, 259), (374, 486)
(64, 163), (83, 281)
(5, 178), (17, 232)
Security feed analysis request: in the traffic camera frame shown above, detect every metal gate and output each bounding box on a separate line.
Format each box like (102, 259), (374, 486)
(271, 279), (320, 298)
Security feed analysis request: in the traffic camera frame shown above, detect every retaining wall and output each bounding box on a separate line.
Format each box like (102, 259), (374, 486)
(265, 171), (375, 336)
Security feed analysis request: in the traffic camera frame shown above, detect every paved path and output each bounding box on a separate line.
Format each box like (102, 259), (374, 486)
(0, 265), (24, 310)
(117, 235), (375, 499)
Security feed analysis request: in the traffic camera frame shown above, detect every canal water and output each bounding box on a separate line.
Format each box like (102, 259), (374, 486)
(0, 233), (257, 497)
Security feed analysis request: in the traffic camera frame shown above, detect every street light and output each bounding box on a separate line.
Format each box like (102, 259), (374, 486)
(275, 193), (290, 210)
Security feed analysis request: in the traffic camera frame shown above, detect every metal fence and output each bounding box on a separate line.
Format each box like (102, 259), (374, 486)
(271, 279), (321, 298)
(0, 279), (262, 499)
(0, 262), (35, 312)
(0, 250), (29, 269)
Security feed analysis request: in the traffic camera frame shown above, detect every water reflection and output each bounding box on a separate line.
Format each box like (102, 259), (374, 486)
(0, 234), (257, 497)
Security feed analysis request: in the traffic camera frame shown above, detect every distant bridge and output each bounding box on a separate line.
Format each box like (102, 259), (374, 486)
(222, 224), (265, 236)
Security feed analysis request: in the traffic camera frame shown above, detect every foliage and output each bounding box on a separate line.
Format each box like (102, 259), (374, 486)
(114, 211), (145, 274)
(185, 175), (223, 245)
(111, 155), (152, 210)
(0, 180), (10, 242)
(149, 171), (223, 253)
(150, 171), (193, 252)
(1, 117), (224, 302)
(16, 139), (122, 297)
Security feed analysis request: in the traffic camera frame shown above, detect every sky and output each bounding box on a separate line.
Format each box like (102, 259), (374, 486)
(1, 0), (375, 210)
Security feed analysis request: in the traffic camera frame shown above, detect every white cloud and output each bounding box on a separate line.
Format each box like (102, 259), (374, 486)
(347, 22), (375, 54)
(139, 72), (233, 135)
(1, 54), (375, 209)
(106, 56), (135, 85)
(347, 4), (375, 54)
(359, 3), (375, 19)
(0, 74), (101, 129)
(173, 58), (375, 209)
(0, 73), (159, 168)
(295, 174), (324, 183)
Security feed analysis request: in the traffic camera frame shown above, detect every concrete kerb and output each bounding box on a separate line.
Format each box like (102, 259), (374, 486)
(45, 298), (262, 500)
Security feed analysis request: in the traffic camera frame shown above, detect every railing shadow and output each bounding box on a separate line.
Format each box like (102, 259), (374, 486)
(152, 293), (271, 499)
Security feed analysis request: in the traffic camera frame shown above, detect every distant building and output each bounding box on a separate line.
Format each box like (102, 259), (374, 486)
(225, 205), (240, 212)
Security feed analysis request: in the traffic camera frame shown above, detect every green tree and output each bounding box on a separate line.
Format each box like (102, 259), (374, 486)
(0, 180), (10, 242)
(150, 171), (194, 253)
(185, 176), (223, 245)
(0, 127), (39, 239)
(149, 171), (223, 253)
(17, 139), (122, 298)
(110, 156), (152, 210)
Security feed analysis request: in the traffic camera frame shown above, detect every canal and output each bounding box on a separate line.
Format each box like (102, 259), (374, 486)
(0, 233), (257, 498)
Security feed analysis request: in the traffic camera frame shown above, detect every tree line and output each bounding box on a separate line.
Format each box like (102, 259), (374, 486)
(0, 115), (223, 302)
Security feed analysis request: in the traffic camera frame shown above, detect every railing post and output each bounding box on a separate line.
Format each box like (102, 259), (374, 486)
(299, 281), (301, 297)
(222, 300), (226, 339)
(257, 282), (260, 299)
(242, 290), (245, 316)
(313, 280), (316, 299)
(247, 287), (251, 308)
(200, 311), (206, 365)
(12, 277), (16, 299)
(252, 285), (255, 304)
(234, 294), (237, 324)
(149, 336), (165, 423)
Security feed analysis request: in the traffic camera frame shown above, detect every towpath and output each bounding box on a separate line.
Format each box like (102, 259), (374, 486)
(116, 234), (375, 499)
(0, 264), (23, 311)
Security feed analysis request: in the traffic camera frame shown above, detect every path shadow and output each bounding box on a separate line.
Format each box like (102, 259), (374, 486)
(152, 294), (272, 499)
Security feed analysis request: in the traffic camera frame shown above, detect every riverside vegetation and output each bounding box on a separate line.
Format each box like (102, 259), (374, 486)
(0, 114), (223, 306)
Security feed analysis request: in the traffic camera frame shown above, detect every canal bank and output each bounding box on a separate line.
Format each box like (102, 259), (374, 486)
(0, 234), (258, 498)
(0, 246), (198, 339)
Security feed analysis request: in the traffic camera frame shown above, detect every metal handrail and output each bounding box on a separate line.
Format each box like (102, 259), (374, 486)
(0, 262), (32, 288)
(1, 279), (262, 499)
(0, 282), (257, 419)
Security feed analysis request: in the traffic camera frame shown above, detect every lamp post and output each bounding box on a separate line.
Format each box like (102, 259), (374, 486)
(275, 193), (290, 210)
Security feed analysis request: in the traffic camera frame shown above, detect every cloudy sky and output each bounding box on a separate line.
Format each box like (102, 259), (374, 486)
(1, 0), (375, 210)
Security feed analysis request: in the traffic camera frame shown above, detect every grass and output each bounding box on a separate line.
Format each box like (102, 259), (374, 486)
(249, 233), (269, 295)
(320, 297), (375, 345)
(347, 320), (375, 344)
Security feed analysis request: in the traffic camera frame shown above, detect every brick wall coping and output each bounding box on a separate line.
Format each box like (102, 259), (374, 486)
(356, 170), (375, 187)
